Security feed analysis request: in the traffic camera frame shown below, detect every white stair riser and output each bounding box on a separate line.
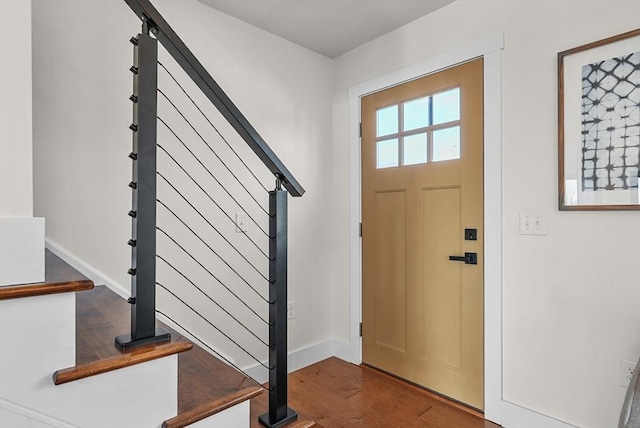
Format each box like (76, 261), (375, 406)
(0, 293), (177, 427)
(0, 217), (45, 286)
(187, 401), (250, 428)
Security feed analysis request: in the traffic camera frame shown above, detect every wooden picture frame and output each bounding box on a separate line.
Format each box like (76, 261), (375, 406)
(558, 29), (640, 210)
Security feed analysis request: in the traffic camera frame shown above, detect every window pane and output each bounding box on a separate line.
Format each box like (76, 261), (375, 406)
(403, 133), (427, 166)
(403, 97), (430, 131)
(433, 126), (460, 162)
(433, 88), (460, 125)
(377, 105), (398, 137)
(377, 138), (399, 168)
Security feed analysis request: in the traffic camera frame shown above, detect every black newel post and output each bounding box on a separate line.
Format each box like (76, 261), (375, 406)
(116, 22), (170, 350)
(259, 182), (297, 428)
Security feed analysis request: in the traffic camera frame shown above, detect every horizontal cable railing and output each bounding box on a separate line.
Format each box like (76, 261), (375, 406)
(119, 1), (301, 426)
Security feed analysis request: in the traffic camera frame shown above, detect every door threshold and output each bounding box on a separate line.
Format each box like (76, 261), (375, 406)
(360, 362), (485, 419)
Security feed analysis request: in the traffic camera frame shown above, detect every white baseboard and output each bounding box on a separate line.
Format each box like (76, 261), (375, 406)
(245, 339), (336, 384)
(0, 397), (77, 428)
(333, 338), (358, 363)
(241, 359), (267, 384)
(289, 339), (335, 373)
(0, 217), (45, 286)
(154, 311), (237, 367)
(163, 316), (335, 387)
(44, 238), (129, 299)
(502, 400), (577, 428)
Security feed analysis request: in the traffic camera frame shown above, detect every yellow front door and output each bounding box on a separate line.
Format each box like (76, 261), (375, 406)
(361, 58), (484, 409)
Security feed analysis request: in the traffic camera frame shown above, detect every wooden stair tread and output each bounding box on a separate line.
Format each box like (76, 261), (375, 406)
(53, 341), (193, 385)
(76, 285), (263, 425)
(162, 386), (263, 428)
(0, 250), (93, 300)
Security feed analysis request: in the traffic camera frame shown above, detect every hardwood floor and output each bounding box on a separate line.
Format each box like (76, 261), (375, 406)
(67, 252), (496, 428)
(251, 357), (500, 428)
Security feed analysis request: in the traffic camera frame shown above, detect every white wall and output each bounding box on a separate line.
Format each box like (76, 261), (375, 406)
(32, 0), (334, 370)
(332, 1), (640, 427)
(1, 0), (45, 287)
(29, 0), (640, 426)
(0, 0), (33, 217)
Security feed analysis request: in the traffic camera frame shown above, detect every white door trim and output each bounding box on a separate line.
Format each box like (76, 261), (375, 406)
(342, 33), (504, 424)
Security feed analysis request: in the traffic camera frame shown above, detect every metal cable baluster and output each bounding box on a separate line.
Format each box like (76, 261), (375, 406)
(156, 228), (270, 321)
(155, 107), (269, 236)
(156, 255), (268, 346)
(157, 199), (269, 295)
(156, 309), (273, 392)
(156, 136), (269, 259)
(157, 170), (269, 261)
(157, 283), (270, 369)
(158, 61), (269, 196)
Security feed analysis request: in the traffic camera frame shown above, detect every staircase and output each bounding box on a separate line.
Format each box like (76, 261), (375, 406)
(2, 0), (309, 425)
(0, 250), (181, 427)
(0, 250), (316, 427)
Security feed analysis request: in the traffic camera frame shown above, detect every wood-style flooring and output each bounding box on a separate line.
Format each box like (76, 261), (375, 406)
(73, 264), (316, 426)
(65, 250), (497, 428)
(251, 357), (501, 428)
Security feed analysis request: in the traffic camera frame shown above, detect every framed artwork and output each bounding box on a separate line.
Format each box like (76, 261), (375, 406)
(558, 29), (640, 210)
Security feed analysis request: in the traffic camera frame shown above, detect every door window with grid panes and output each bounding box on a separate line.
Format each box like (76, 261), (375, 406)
(376, 87), (461, 168)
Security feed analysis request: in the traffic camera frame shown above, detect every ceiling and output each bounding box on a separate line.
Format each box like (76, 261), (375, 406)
(198, 0), (457, 58)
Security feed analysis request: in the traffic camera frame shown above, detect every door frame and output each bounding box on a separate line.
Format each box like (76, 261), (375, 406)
(344, 33), (504, 424)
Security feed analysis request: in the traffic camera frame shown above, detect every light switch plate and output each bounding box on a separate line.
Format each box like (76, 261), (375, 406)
(519, 211), (547, 235)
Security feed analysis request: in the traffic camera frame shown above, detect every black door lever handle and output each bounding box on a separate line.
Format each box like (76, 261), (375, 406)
(448, 252), (478, 265)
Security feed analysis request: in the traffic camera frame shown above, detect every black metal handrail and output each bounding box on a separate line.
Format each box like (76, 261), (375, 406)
(117, 2), (301, 427)
(123, 0), (304, 197)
